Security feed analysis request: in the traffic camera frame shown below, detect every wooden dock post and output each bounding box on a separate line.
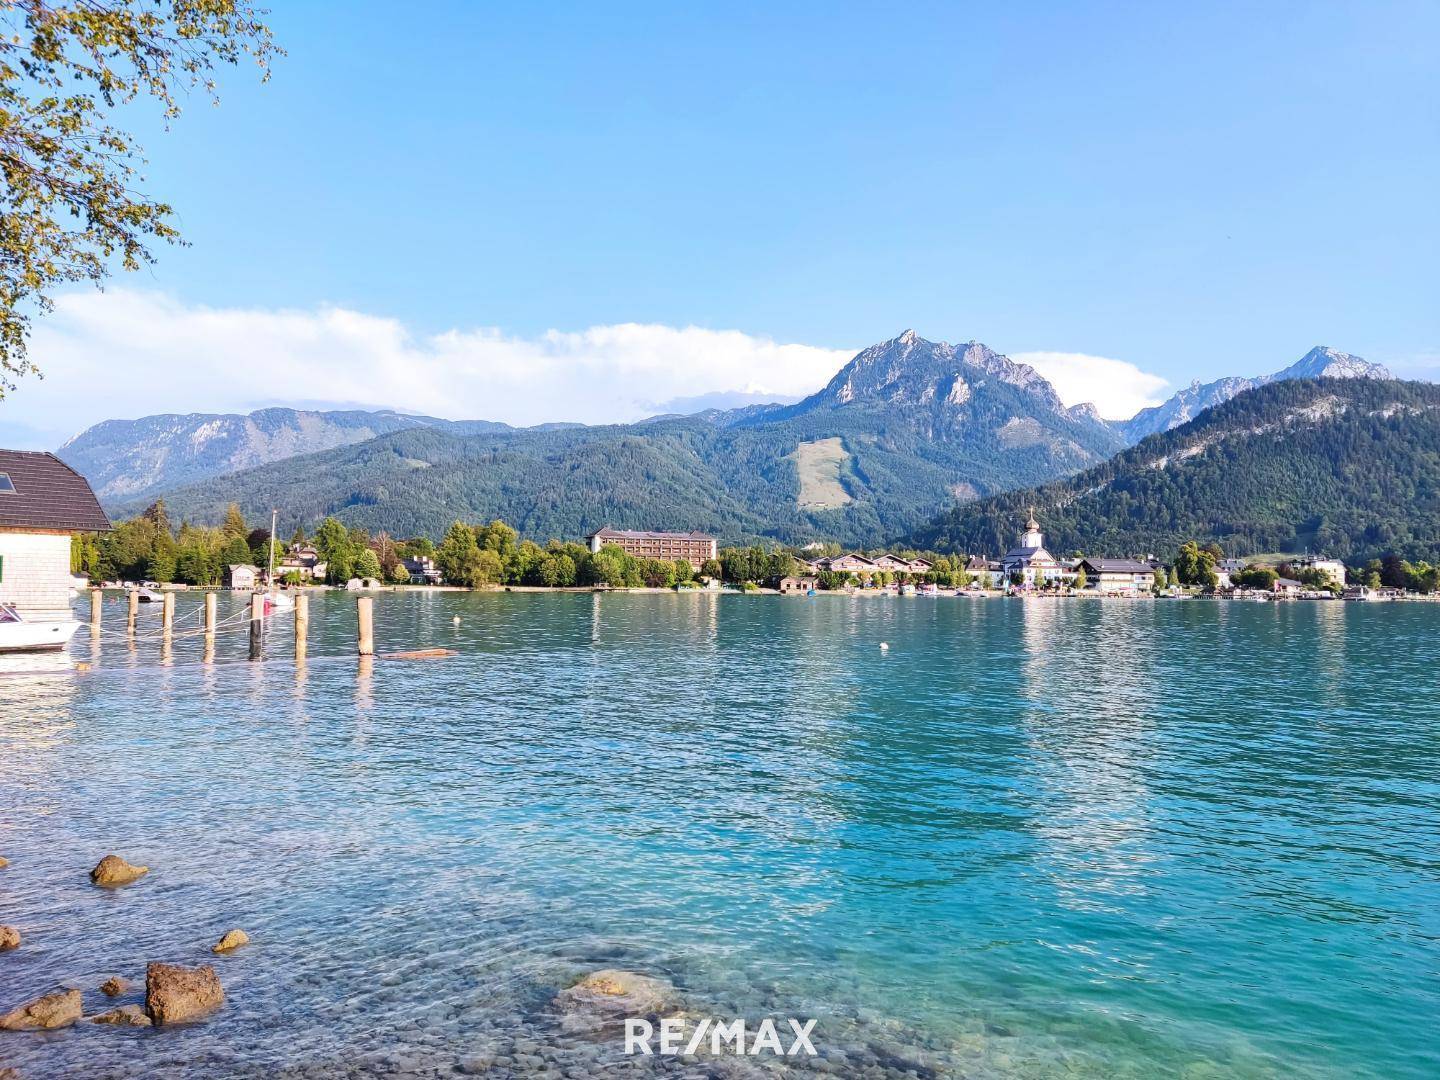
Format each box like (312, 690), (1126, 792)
(127, 589), (139, 637)
(357, 596), (374, 656)
(204, 592), (217, 656)
(295, 592), (309, 661)
(161, 591), (175, 642)
(249, 592), (265, 660)
(89, 588), (102, 629)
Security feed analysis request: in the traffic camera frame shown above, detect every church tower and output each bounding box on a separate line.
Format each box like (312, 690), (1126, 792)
(1021, 507), (1043, 549)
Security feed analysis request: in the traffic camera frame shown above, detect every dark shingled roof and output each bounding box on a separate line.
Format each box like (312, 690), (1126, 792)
(0, 450), (111, 532)
(1078, 558), (1154, 574)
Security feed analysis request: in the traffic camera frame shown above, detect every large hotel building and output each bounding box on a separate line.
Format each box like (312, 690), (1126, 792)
(584, 528), (718, 570)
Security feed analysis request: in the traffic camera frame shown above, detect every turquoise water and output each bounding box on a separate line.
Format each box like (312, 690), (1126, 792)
(1, 592), (1437, 1078)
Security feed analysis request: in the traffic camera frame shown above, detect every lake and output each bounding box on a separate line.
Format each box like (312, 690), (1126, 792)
(1, 591), (1437, 1078)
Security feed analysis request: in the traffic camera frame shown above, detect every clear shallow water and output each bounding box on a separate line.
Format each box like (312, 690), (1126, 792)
(1, 592), (1437, 1078)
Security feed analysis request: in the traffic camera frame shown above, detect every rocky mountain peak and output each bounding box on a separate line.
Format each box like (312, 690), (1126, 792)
(1279, 346), (1392, 381)
(805, 331), (1071, 416)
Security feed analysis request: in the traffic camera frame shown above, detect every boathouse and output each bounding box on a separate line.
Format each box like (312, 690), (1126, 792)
(1272, 576), (1304, 597)
(228, 564), (260, 590)
(0, 450), (111, 620)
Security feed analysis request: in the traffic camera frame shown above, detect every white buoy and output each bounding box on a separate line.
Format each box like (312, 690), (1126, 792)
(879, 642), (889, 651)
(452, 616), (461, 625)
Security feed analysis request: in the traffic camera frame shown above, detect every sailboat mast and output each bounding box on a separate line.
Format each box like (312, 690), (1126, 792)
(269, 509), (278, 590)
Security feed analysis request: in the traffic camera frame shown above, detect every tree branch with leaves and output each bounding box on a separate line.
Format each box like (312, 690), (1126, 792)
(0, 0), (278, 395)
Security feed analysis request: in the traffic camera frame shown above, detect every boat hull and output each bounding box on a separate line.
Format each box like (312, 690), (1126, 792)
(0, 620), (81, 653)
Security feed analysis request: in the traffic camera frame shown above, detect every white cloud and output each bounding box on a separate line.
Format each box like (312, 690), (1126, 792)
(1010, 350), (1170, 420)
(0, 292), (1177, 449)
(1389, 348), (1440, 379)
(1, 289), (855, 447)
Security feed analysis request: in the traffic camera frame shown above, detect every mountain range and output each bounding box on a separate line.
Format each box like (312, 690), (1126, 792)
(91, 331), (1124, 545)
(62, 333), (1400, 547)
(59, 408), (518, 502)
(1118, 346), (1391, 442)
(908, 376), (1440, 563)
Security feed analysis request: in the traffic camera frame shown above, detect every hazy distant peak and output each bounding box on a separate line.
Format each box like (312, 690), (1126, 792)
(56, 406), (508, 502)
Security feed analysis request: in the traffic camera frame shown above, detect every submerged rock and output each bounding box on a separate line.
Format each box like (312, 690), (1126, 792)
(145, 962), (224, 1025)
(0, 988), (83, 1030)
(91, 1004), (152, 1027)
(212, 929), (249, 953)
(99, 976), (130, 997)
(554, 969), (677, 1034)
(0, 926), (18, 952)
(90, 854), (149, 887)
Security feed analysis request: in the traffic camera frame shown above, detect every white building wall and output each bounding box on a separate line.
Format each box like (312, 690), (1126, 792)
(1303, 559), (1346, 587)
(0, 530), (76, 621)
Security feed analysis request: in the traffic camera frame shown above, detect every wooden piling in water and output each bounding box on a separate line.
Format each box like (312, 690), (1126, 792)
(204, 592), (217, 654)
(295, 592), (309, 661)
(357, 596), (374, 656)
(249, 592), (265, 660)
(90, 588), (102, 628)
(161, 591), (175, 641)
(127, 589), (138, 636)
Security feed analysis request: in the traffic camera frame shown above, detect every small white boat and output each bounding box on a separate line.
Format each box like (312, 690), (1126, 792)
(0, 605), (80, 652)
(262, 590), (295, 613)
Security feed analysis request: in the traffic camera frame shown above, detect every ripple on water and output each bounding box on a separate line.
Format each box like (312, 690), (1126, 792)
(0, 592), (1437, 1078)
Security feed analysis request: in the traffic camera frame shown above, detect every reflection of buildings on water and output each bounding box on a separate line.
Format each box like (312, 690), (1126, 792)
(1017, 594), (1063, 697)
(0, 651), (81, 786)
(1017, 598), (1159, 907)
(1310, 600), (1349, 710)
(588, 589), (719, 651)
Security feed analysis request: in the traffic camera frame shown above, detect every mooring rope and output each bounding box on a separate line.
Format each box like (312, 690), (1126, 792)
(90, 599), (277, 642)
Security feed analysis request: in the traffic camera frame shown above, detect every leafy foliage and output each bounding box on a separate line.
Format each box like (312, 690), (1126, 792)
(1231, 566), (1277, 590)
(0, 0), (277, 394)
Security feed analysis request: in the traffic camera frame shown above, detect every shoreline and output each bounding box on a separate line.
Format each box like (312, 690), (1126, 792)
(81, 582), (1438, 603)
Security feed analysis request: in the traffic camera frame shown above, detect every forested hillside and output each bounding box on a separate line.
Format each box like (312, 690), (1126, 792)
(907, 378), (1440, 563)
(112, 333), (1123, 545)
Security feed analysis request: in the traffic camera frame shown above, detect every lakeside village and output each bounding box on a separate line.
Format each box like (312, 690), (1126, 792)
(58, 497), (1440, 605)
(3, 449), (1436, 651)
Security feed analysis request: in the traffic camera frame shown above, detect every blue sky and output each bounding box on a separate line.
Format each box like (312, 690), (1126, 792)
(4, 1), (1437, 446)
